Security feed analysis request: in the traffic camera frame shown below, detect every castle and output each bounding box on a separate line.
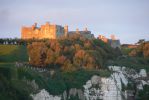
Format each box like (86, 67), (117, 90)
(21, 22), (68, 39)
(98, 34), (121, 48)
(21, 22), (94, 39)
(68, 28), (94, 39)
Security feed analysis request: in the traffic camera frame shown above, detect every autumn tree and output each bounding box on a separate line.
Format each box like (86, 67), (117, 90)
(27, 42), (47, 67)
(143, 42), (149, 57)
(73, 50), (86, 68)
(45, 49), (55, 65)
(61, 59), (76, 72)
(55, 55), (66, 65)
(27, 35), (118, 71)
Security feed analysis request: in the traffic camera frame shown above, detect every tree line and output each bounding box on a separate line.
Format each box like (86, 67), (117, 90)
(0, 38), (49, 45)
(129, 41), (149, 58)
(27, 34), (121, 72)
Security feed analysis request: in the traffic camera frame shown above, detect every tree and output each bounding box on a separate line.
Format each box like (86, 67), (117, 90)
(45, 49), (56, 65)
(55, 55), (66, 65)
(143, 42), (149, 57)
(62, 59), (76, 72)
(137, 39), (145, 44)
(73, 50), (86, 68)
(27, 42), (47, 67)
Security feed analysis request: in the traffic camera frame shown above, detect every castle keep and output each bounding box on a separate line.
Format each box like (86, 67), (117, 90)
(21, 22), (68, 39)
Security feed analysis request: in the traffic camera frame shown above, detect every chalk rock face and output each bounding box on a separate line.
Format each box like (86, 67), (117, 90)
(31, 66), (149, 100)
(31, 89), (61, 100)
(69, 88), (77, 97)
(62, 91), (67, 100)
(69, 88), (85, 100)
(139, 69), (147, 77)
(91, 75), (101, 85)
(84, 74), (123, 100)
(77, 89), (85, 100)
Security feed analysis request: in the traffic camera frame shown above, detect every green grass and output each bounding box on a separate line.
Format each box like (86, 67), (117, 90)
(0, 45), (28, 62)
(61, 69), (111, 89)
(0, 45), (17, 55)
(0, 44), (112, 97)
(0, 63), (17, 79)
(121, 47), (133, 55)
(110, 57), (149, 72)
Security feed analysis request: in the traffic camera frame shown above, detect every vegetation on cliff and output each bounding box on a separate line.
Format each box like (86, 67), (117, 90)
(27, 34), (121, 71)
(0, 36), (148, 100)
(0, 35), (118, 99)
(110, 41), (149, 72)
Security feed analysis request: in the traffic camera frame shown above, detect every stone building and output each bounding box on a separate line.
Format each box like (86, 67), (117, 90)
(68, 28), (94, 39)
(21, 22), (68, 39)
(21, 22), (94, 39)
(98, 35), (108, 43)
(98, 34), (121, 49)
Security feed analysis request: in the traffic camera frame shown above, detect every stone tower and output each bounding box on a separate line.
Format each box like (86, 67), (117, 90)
(64, 25), (68, 37)
(111, 34), (116, 40)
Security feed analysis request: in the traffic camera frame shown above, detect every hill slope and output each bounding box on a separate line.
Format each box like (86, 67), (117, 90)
(0, 45), (28, 62)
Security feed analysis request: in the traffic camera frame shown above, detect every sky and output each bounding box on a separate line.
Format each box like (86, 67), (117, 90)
(0, 0), (149, 44)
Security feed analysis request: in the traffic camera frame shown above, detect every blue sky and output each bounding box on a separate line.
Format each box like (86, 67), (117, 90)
(0, 0), (149, 44)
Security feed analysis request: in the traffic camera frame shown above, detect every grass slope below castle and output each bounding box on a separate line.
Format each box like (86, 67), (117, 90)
(0, 44), (111, 100)
(0, 45), (28, 63)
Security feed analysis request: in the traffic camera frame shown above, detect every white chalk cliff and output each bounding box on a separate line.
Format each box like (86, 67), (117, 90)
(31, 66), (149, 100)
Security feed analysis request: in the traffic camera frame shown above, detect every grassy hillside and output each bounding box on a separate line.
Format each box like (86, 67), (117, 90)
(0, 45), (28, 62)
(0, 43), (112, 100)
(110, 57), (149, 72)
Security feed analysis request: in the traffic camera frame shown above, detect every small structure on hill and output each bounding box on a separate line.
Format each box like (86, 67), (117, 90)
(98, 34), (121, 49)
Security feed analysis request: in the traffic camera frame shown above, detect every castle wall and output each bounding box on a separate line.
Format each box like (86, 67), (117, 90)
(68, 30), (94, 39)
(21, 23), (64, 39)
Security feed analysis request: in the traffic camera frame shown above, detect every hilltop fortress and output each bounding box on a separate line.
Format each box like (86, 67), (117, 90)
(21, 22), (120, 48)
(21, 22), (94, 39)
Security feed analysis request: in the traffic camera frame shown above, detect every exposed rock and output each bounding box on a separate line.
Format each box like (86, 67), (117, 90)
(83, 80), (92, 89)
(91, 75), (101, 85)
(137, 83), (143, 90)
(31, 66), (149, 100)
(50, 70), (55, 76)
(68, 88), (85, 100)
(31, 80), (39, 90)
(77, 89), (85, 100)
(31, 89), (61, 100)
(84, 74), (123, 100)
(69, 88), (77, 97)
(62, 91), (67, 100)
(139, 69), (147, 77)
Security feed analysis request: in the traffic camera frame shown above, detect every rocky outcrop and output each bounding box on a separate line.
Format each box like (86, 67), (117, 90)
(31, 89), (61, 100)
(62, 91), (67, 100)
(84, 74), (123, 100)
(31, 66), (149, 100)
(139, 69), (147, 77)
(91, 75), (101, 85)
(68, 88), (85, 100)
